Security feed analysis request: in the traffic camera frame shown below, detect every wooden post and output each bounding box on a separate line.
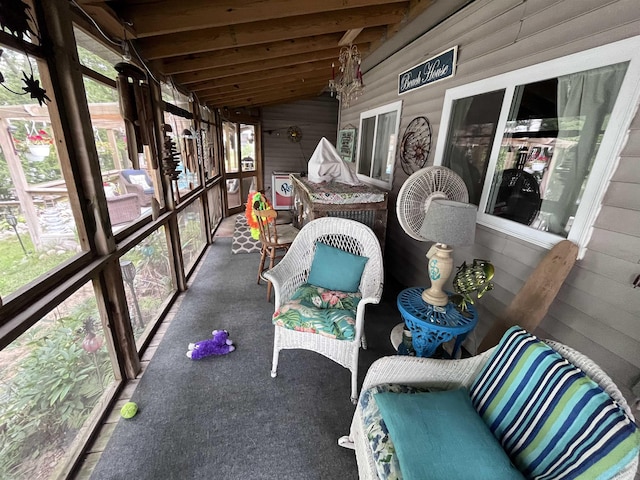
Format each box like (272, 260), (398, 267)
(0, 118), (42, 249)
(477, 240), (579, 353)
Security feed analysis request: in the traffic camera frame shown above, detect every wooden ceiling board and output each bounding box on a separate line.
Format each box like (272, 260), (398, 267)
(117, 0), (408, 37)
(137, 4), (407, 60)
(77, 0), (463, 108)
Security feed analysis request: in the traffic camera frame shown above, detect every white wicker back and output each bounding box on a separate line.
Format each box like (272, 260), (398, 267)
(264, 217), (384, 403)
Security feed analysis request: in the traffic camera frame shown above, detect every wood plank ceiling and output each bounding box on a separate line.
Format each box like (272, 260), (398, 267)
(73, 0), (437, 109)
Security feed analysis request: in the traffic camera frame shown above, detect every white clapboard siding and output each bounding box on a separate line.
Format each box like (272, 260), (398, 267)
(334, 0), (640, 403)
(262, 96), (338, 202)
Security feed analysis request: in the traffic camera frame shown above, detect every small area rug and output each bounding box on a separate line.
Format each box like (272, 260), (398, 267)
(231, 213), (261, 254)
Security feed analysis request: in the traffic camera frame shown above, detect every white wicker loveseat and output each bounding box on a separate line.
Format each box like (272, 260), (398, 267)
(340, 327), (639, 480)
(264, 217), (384, 403)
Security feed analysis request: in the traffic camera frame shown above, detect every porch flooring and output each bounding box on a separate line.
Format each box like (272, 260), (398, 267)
(72, 216), (236, 479)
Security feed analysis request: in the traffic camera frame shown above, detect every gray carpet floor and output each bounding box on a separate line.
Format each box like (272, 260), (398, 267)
(90, 237), (402, 480)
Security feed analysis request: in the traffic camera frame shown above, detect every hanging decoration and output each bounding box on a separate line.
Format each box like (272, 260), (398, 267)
(245, 191), (273, 240)
(161, 124), (181, 180)
(328, 45), (364, 108)
(0, 2), (51, 106)
(400, 116), (432, 175)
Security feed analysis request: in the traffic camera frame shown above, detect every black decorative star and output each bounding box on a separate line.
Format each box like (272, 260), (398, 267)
(21, 72), (50, 106)
(0, 0), (36, 38)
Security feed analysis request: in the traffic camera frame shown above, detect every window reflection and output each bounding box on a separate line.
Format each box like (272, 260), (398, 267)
(120, 226), (175, 347)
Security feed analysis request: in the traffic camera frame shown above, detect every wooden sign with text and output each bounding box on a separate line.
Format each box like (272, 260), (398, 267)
(398, 46), (458, 95)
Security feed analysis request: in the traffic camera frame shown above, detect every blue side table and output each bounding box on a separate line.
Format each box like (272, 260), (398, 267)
(396, 287), (478, 358)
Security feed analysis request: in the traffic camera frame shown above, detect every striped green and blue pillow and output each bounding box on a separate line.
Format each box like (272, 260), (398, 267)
(470, 326), (640, 479)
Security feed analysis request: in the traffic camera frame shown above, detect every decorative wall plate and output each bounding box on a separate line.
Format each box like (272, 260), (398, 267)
(400, 116), (432, 174)
(287, 126), (303, 143)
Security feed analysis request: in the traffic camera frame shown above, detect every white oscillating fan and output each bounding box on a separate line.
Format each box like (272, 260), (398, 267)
(396, 166), (476, 306)
(396, 166), (469, 241)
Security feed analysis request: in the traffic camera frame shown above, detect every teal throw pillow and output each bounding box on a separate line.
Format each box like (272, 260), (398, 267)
(374, 388), (524, 480)
(307, 242), (368, 293)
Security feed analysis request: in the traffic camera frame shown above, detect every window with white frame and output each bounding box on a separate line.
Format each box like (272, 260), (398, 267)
(356, 100), (403, 189)
(434, 37), (640, 256)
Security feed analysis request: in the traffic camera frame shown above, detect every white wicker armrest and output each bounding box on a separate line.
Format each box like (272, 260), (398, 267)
(360, 349), (495, 392)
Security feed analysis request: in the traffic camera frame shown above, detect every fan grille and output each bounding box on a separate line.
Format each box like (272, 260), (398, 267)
(396, 166), (469, 241)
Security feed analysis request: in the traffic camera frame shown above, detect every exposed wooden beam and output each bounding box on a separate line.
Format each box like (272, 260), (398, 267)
(187, 62), (331, 91)
(138, 4), (406, 60)
(199, 78), (328, 105)
(215, 88), (332, 109)
(120, 0), (407, 38)
(172, 46), (362, 85)
(339, 28), (364, 46)
(160, 27), (385, 75)
(194, 68), (329, 98)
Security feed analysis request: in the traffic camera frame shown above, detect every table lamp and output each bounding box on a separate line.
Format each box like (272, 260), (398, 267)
(419, 199), (477, 306)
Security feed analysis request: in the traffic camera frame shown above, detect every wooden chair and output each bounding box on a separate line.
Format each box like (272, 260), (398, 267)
(253, 207), (299, 301)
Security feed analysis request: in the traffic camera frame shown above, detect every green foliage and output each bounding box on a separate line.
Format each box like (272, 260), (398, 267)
(0, 234), (76, 298)
(0, 302), (113, 479)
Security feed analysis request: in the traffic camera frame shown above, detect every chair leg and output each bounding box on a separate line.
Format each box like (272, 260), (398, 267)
(267, 246), (276, 301)
(351, 354), (359, 404)
(338, 436), (355, 450)
(257, 245), (267, 285)
(271, 331), (280, 378)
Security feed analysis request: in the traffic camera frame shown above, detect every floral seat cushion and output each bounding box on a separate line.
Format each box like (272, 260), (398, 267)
(272, 284), (361, 340)
(359, 384), (431, 480)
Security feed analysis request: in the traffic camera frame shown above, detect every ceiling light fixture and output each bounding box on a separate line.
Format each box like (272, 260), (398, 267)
(328, 45), (364, 108)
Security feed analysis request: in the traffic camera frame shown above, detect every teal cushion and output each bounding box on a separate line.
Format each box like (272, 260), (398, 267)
(470, 326), (640, 479)
(375, 389), (524, 480)
(307, 242), (368, 293)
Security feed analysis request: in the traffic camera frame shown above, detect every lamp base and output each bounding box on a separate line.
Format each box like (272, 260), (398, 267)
(421, 288), (449, 307)
(423, 243), (453, 307)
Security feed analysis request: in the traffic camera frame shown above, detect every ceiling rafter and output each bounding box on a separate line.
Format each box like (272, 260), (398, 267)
(75, 0), (456, 108)
(117, 0), (408, 37)
(160, 28), (385, 75)
(137, 4), (407, 60)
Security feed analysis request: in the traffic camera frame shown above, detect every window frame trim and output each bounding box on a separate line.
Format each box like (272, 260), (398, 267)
(433, 36), (640, 258)
(355, 100), (403, 190)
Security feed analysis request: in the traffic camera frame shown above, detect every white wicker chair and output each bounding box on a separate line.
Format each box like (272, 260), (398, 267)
(340, 340), (639, 480)
(263, 217), (384, 404)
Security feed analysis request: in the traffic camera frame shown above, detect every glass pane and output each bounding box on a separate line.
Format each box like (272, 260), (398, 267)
(240, 124), (256, 172)
(226, 178), (242, 208)
(223, 122), (238, 173)
(165, 112), (199, 200)
(357, 117), (375, 175)
(208, 183), (223, 232)
(0, 282), (116, 479)
(160, 83), (190, 110)
(74, 28), (119, 81)
(178, 200), (206, 273)
(82, 76), (153, 232)
(119, 226), (175, 347)
(0, 47), (82, 299)
(372, 111), (397, 182)
(442, 90), (505, 205)
(242, 176), (257, 205)
(486, 63), (627, 235)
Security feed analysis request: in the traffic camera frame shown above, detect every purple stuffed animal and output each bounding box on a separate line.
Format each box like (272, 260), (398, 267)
(186, 329), (235, 360)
